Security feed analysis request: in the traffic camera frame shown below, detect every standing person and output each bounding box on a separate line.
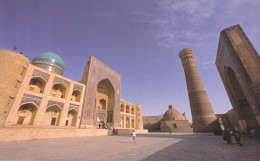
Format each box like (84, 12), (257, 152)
(133, 130), (136, 143)
(98, 122), (101, 129)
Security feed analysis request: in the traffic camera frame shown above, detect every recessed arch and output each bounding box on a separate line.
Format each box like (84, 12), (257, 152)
(126, 117), (130, 128)
(126, 105), (130, 114)
(224, 66), (256, 126)
(95, 79), (115, 126)
(45, 105), (62, 126)
(120, 104), (124, 112)
(71, 90), (81, 102)
(131, 108), (134, 115)
(120, 117), (124, 128)
(17, 103), (38, 125)
(50, 83), (67, 99)
(67, 109), (78, 127)
(131, 119), (135, 128)
(28, 77), (46, 93)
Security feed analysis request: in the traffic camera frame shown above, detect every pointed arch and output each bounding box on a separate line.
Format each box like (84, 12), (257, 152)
(28, 77), (46, 93)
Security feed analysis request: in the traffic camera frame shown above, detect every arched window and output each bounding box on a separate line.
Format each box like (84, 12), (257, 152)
(71, 90), (81, 102)
(120, 104), (124, 112)
(28, 77), (46, 93)
(50, 84), (67, 99)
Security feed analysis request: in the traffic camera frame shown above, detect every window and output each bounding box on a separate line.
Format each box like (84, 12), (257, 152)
(173, 124), (177, 128)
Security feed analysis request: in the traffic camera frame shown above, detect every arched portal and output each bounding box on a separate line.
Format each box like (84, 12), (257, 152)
(126, 117), (130, 128)
(17, 103), (37, 125)
(95, 79), (115, 127)
(28, 77), (46, 93)
(45, 105), (62, 126)
(67, 109), (78, 127)
(224, 66), (257, 128)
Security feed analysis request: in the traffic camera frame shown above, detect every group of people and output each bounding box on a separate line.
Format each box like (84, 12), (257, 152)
(222, 129), (243, 146)
(98, 122), (108, 129)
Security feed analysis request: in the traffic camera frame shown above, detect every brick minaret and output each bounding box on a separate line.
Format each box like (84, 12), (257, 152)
(178, 48), (216, 132)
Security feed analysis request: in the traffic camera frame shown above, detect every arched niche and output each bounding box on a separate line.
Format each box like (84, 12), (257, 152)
(17, 103), (38, 125)
(131, 108), (134, 115)
(120, 104), (124, 113)
(126, 105), (130, 114)
(131, 119), (135, 128)
(50, 84), (67, 99)
(126, 117), (130, 128)
(28, 77), (46, 93)
(71, 90), (81, 102)
(45, 105), (62, 126)
(120, 117), (124, 128)
(67, 109), (78, 127)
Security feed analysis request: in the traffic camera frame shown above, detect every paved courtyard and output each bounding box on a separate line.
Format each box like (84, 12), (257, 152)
(0, 133), (260, 161)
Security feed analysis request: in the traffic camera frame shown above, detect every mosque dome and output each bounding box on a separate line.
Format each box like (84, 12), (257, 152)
(162, 105), (185, 121)
(32, 52), (65, 75)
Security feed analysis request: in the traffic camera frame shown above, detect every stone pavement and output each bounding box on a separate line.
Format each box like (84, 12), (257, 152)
(0, 133), (259, 161)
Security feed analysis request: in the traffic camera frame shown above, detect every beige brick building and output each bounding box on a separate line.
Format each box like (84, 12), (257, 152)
(0, 49), (143, 131)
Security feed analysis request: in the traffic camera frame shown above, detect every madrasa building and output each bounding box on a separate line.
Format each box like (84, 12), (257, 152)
(0, 49), (144, 132)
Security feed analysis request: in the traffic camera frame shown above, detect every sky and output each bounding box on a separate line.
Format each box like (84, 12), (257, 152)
(1, 0), (260, 122)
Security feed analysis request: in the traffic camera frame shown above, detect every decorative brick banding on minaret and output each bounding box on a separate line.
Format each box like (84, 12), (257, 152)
(178, 48), (216, 132)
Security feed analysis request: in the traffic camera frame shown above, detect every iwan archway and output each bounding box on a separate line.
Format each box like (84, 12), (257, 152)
(95, 79), (115, 127)
(216, 24), (260, 131)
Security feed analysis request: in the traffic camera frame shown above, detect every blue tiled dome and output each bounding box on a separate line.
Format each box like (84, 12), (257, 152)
(32, 52), (65, 70)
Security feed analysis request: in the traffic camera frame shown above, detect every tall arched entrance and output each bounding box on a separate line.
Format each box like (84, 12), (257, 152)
(95, 79), (115, 128)
(224, 67), (258, 129)
(17, 103), (38, 125)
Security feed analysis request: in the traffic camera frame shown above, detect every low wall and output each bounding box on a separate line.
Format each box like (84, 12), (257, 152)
(0, 127), (112, 143)
(115, 129), (148, 135)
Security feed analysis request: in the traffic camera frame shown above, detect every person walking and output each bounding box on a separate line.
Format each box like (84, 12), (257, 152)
(133, 130), (136, 143)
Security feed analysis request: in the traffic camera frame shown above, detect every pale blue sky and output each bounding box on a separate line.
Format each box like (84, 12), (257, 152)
(1, 0), (260, 122)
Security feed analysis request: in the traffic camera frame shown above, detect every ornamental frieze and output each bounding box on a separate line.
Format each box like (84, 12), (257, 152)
(20, 93), (42, 107)
(32, 69), (50, 82)
(47, 100), (64, 109)
(53, 77), (71, 88)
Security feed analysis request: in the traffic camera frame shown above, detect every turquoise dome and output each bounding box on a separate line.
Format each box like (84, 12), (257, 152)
(32, 52), (65, 70)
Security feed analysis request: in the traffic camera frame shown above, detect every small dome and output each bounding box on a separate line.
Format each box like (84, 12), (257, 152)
(32, 52), (65, 70)
(162, 105), (185, 121)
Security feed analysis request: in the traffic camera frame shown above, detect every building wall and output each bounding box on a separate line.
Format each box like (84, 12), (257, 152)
(216, 24), (260, 131)
(5, 64), (85, 127)
(81, 56), (122, 128)
(119, 99), (136, 129)
(143, 115), (163, 131)
(0, 49), (30, 126)
(1, 53), (143, 131)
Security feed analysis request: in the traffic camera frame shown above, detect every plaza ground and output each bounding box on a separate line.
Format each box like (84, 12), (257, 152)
(0, 133), (259, 161)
